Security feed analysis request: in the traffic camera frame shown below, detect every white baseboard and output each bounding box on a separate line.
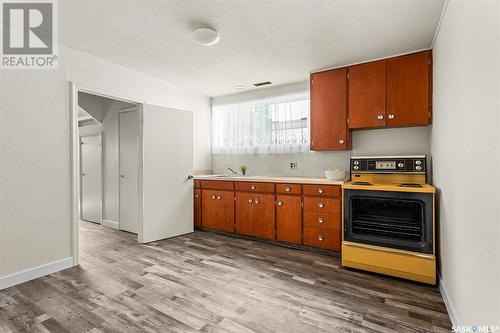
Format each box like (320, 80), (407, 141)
(102, 219), (119, 230)
(0, 257), (73, 290)
(438, 272), (459, 326)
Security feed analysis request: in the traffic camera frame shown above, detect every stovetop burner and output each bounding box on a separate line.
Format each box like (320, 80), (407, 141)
(399, 183), (424, 188)
(352, 181), (373, 186)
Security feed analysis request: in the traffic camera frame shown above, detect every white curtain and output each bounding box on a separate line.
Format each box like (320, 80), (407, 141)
(212, 90), (310, 155)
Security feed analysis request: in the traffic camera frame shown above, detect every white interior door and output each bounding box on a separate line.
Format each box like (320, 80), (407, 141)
(119, 110), (140, 234)
(80, 134), (102, 223)
(141, 104), (193, 243)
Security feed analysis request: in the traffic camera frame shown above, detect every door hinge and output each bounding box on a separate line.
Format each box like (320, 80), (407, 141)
(347, 118), (350, 124)
(347, 72), (350, 79)
(311, 79), (313, 85)
(301, 202), (304, 208)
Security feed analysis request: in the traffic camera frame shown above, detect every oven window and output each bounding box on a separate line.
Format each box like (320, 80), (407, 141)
(344, 190), (433, 253)
(351, 197), (424, 242)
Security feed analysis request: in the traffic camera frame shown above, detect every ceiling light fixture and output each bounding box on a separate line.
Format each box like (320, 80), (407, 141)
(192, 26), (220, 46)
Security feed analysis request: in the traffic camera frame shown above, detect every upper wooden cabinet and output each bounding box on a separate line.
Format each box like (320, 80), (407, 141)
(386, 51), (432, 127)
(348, 60), (386, 129)
(310, 50), (432, 148)
(347, 50), (432, 130)
(310, 68), (349, 151)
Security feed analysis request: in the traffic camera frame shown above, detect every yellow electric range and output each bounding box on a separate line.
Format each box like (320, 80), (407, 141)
(342, 155), (436, 284)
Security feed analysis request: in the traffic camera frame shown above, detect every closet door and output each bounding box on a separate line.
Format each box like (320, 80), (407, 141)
(80, 134), (102, 223)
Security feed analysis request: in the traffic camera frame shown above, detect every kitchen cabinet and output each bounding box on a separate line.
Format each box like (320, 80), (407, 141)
(348, 60), (386, 129)
(194, 189), (202, 228)
(235, 192), (275, 240)
(201, 190), (234, 232)
(386, 51), (432, 127)
(310, 68), (349, 151)
(276, 195), (302, 244)
(196, 178), (342, 253)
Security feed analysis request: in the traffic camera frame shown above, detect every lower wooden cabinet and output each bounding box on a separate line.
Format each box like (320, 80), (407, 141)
(303, 227), (341, 251)
(197, 180), (342, 252)
(276, 195), (302, 244)
(201, 190), (234, 232)
(235, 192), (275, 240)
(194, 189), (201, 228)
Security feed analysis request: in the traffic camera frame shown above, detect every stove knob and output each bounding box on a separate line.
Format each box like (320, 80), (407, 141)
(353, 160), (360, 166)
(398, 162), (404, 168)
(415, 160), (423, 165)
(416, 165), (422, 171)
(353, 165), (359, 171)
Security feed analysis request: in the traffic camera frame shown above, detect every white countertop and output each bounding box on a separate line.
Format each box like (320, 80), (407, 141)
(193, 175), (345, 185)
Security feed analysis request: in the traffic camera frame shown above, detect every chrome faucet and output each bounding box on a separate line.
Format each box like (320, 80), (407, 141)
(227, 167), (238, 175)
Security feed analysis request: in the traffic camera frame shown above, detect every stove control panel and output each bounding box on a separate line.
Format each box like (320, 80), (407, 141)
(350, 156), (426, 173)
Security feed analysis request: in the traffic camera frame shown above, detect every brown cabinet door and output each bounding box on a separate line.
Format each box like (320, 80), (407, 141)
(235, 192), (255, 236)
(202, 190), (234, 232)
(386, 51), (431, 127)
(253, 194), (276, 240)
(194, 189), (201, 228)
(310, 68), (349, 151)
(348, 60), (386, 129)
(276, 195), (302, 244)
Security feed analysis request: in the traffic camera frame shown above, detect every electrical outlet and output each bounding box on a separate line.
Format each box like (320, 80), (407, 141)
(290, 162), (298, 170)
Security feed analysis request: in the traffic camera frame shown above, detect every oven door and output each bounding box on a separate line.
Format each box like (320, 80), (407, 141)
(344, 189), (433, 254)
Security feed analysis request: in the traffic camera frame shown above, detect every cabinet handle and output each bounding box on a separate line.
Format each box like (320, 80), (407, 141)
(216, 195), (222, 200)
(377, 114), (384, 120)
(248, 199), (253, 203)
(318, 217), (324, 224)
(388, 114), (395, 119)
(211, 195), (216, 200)
(317, 187), (324, 194)
(285, 186), (291, 192)
(277, 200), (283, 206)
(318, 202), (324, 208)
(318, 235), (324, 241)
(254, 199), (259, 204)
(250, 184), (256, 190)
(338, 139), (344, 144)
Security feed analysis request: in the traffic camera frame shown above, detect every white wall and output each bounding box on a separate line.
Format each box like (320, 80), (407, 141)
(0, 45), (211, 279)
(432, 0), (500, 325)
(212, 81), (431, 177)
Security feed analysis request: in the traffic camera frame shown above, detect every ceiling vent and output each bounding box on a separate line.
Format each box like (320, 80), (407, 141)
(253, 81), (272, 87)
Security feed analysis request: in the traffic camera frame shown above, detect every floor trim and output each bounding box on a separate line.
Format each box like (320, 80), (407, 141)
(102, 219), (119, 230)
(438, 272), (459, 326)
(0, 257), (73, 290)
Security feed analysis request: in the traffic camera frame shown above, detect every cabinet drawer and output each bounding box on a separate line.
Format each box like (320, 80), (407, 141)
(302, 184), (340, 197)
(200, 180), (234, 191)
(303, 211), (340, 230)
(303, 227), (340, 251)
(235, 181), (275, 193)
(303, 197), (340, 213)
(276, 183), (301, 195)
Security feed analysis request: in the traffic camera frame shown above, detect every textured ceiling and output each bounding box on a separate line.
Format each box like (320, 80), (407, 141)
(60, 0), (445, 97)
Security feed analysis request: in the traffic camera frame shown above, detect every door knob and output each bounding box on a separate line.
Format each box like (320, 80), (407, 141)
(318, 202), (324, 208)
(285, 186), (291, 192)
(212, 195), (216, 200)
(216, 195), (222, 200)
(388, 114), (395, 119)
(318, 217), (324, 224)
(377, 115), (384, 120)
(81, 173), (86, 176)
(318, 235), (324, 241)
(254, 199), (259, 204)
(338, 139), (344, 144)
(248, 199), (253, 203)
(120, 175), (125, 178)
(277, 200), (283, 206)
(317, 187), (324, 194)
(250, 184), (256, 190)
(195, 194), (199, 199)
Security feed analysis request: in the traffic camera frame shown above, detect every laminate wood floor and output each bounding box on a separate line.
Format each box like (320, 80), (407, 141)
(0, 221), (451, 333)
